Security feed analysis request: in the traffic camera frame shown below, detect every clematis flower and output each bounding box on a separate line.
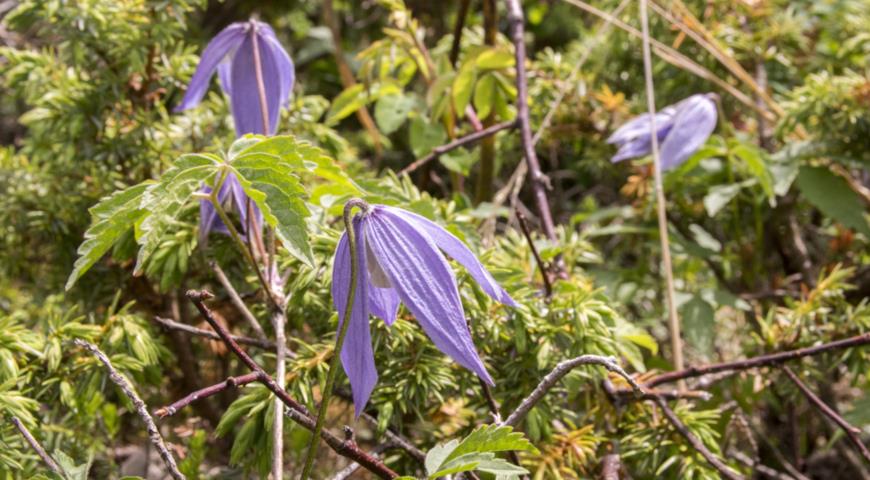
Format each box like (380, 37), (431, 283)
(607, 93), (717, 171)
(177, 19), (294, 238)
(175, 19), (295, 136)
(331, 205), (517, 415)
(198, 173), (262, 241)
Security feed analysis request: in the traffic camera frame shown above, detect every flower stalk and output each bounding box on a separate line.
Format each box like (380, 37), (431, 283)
(300, 198), (369, 480)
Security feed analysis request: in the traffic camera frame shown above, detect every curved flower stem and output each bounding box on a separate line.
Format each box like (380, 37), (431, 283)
(300, 198), (369, 480)
(638, 0), (684, 385)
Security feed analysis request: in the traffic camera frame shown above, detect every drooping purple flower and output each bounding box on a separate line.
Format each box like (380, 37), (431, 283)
(331, 205), (517, 415)
(198, 173), (262, 241)
(175, 20), (295, 136)
(607, 93), (717, 171)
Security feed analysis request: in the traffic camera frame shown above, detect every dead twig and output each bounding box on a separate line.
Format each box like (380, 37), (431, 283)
(9, 417), (64, 477)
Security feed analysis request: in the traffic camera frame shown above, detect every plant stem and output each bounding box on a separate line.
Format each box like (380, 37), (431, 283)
(638, 0), (684, 384)
(300, 198), (368, 480)
(475, 0), (498, 204)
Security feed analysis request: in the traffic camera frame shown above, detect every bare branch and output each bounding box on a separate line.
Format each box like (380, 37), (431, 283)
(653, 397), (745, 480)
(781, 366), (870, 464)
(645, 332), (870, 388)
(73, 339), (185, 480)
(153, 316), (276, 350)
(155, 372), (260, 418)
(600, 453), (621, 480)
(10, 417), (63, 476)
(399, 120), (516, 176)
(211, 263), (267, 339)
(502, 354), (643, 427)
(504, 0), (559, 247)
(516, 209), (553, 297)
(184, 290), (398, 479)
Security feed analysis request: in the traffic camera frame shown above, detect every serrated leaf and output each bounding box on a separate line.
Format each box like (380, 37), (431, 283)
(66, 182), (150, 290)
(796, 166), (870, 237)
(425, 439), (459, 475)
(135, 155), (219, 273)
(326, 84), (367, 126)
(230, 155), (314, 266)
(445, 424), (538, 463)
(375, 93), (415, 134)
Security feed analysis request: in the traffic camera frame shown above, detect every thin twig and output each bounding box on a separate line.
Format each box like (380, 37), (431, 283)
(639, 0), (684, 384)
(516, 210), (553, 297)
(781, 366), (870, 464)
(653, 396), (745, 480)
(155, 372), (260, 418)
(399, 120), (516, 176)
(153, 316), (277, 350)
(211, 263), (266, 339)
(502, 354), (643, 427)
(728, 449), (799, 480)
(73, 339), (185, 480)
(358, 411), (426, 462)
(644, 332), (870, 388)
(504, 0), (559, 248)
(328, 443), (391, 480)
(449, 0), (471, 66)
(10, 417), (64, 477)
(184, 290), (398, 479)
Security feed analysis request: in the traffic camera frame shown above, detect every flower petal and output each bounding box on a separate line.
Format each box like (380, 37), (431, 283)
(217, 60), (232, 97)
(365, 209), (494, 385)
(175, 23), (246, 112)
(259, 25), (295, 107)
(381, 206), (517, 307)
(606, 107), (675, 146)
(659, 94), (717, 170)
(229, 30), (283, 136)
(332, 221), (378, 416)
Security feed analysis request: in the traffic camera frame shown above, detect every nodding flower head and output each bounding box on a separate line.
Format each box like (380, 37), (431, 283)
(331, 205), (517, 416)
(198, 173), (262, 241)
(607, 93), (717, 171)
(176, 19), (295, 136)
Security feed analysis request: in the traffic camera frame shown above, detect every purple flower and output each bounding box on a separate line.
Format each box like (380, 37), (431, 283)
(607, 93), (717, 171)
(198, 173), (263, 241)
(331, 205), (517, 415)
(175, 20), (295, 136)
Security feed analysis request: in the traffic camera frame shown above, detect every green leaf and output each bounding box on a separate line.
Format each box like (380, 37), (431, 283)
(374, 93), (415, 134)
(703, 180), (753, 217)
(681, 294), (716, 356)
(409, 117), (447, 158)
(732, 143), (774, 202)
(425, 439), (459, 475)
(440, 148), (476, 176)
(797, 166), (870, 237)
(444, 424), (538, 463)
(66, 182), (150, 290)
(325, 84), (367, 126)
(475, 48), (515, 70)
(135, 154), (220, 273)
(474, 73), (497, 119)
(452, 61), (477, 114)
(231, 155), (314, 266)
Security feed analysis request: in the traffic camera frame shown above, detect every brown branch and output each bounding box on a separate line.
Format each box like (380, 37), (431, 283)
(781, 366), (870, 464)
(74, 339), (185, 480)
(728, 449), (800, 480)
(184, 290), (398, 479)
(645, 332), (870, 388)
(155, 372), (260, 418)
(153, 316), (276, 350)
(653, 397), (745, 480)
(504, 0), (559, 247)
(600, 453), (621, 480)
(516, 210), (553, 297)
(449, 0), (472, 66)
(358, 411), (426, 463)
(399, 120), (517, 175)
(502, 354), (643, 427)
(9, 417), (63, 476)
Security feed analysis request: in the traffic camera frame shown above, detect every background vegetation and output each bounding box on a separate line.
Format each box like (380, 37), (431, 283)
(0, 0), (868, 478)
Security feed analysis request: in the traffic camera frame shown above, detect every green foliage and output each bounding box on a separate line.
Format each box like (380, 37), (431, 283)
(423, 425), (536, 479)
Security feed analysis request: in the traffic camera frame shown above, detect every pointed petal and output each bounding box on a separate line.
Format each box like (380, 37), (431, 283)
(369, 285), (401, 325)
(229, 31), (283, 136)
(176, 23), (246, 112)
(381, 206), (517, 307)
(659, 94), (717, 170)
(365, 210), (494, 385)
(331, 222), (378, 416)
(606, 106), (675, 146)
(217, 60), (232, 97)
(259, 25), (295, 107)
